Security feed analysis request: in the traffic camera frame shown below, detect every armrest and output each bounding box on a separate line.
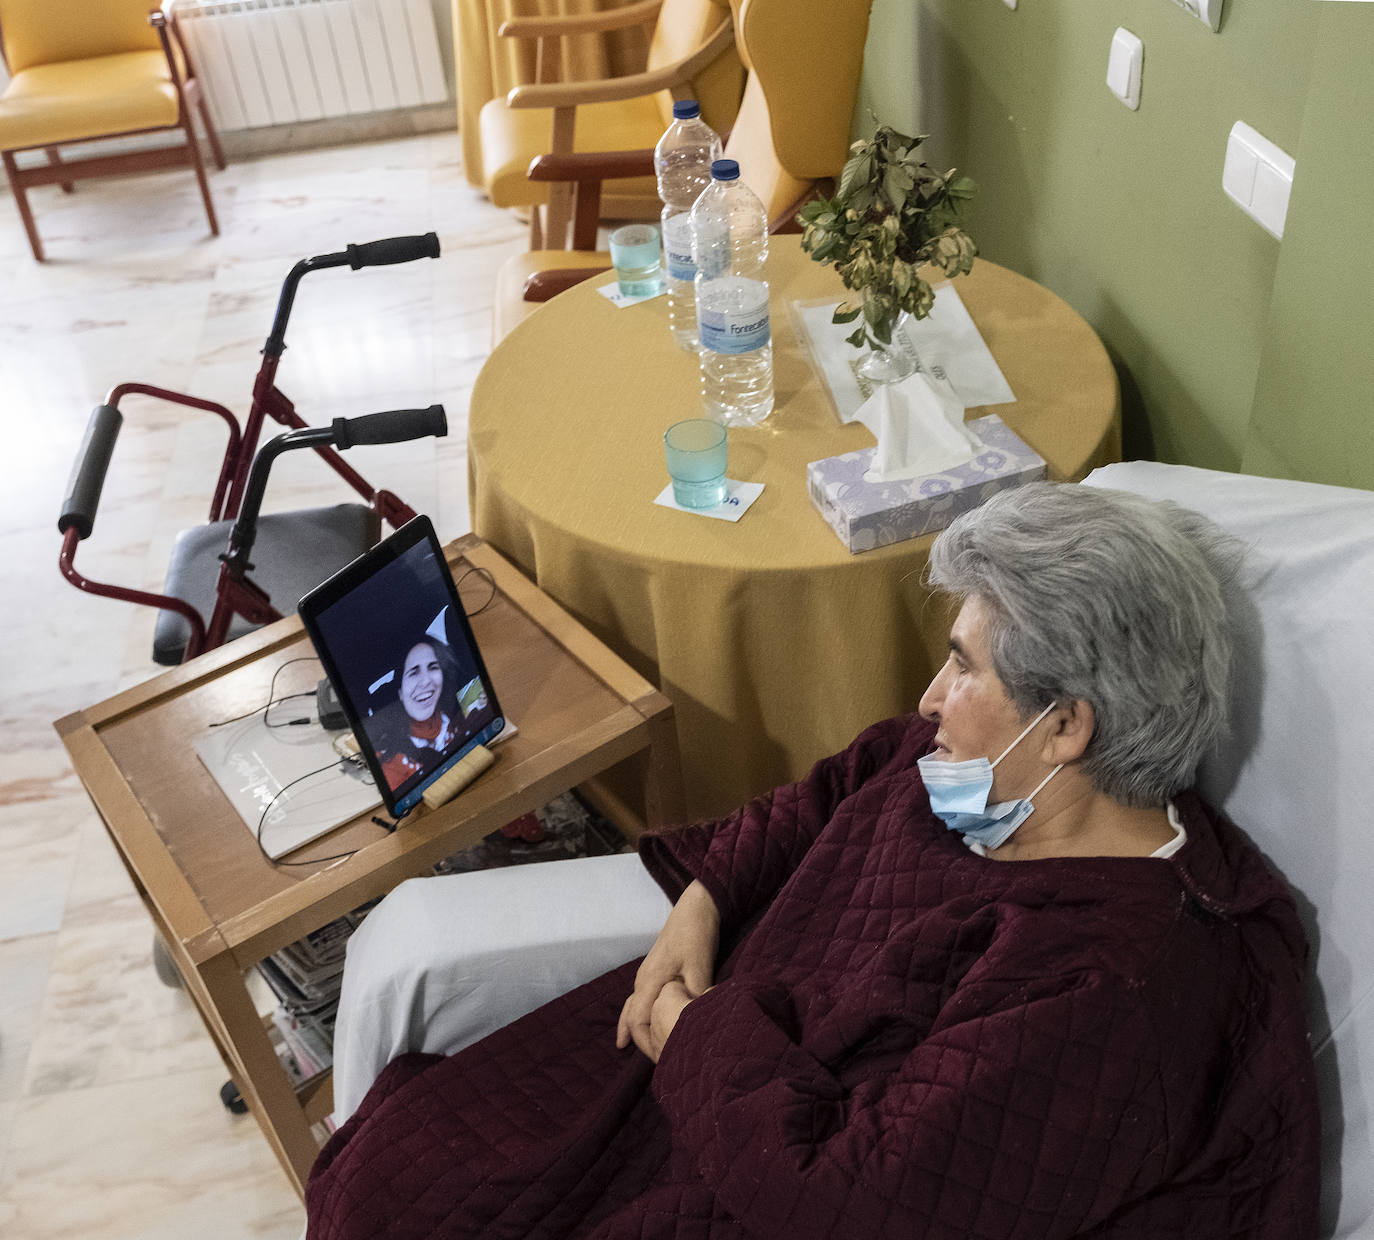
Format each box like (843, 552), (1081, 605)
(149, 6), (188, 88)
(526, 148), (655, 182)
(505, 17), (732, 109)
(523, 267), (611, 302)
(526, 148), (656, 250)
(768, 180), (832, 236)
(498, 0), (662, 41)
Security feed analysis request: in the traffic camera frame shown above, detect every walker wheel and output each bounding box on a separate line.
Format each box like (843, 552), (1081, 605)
(151, 933), (182, 989)
(220, 1079), (248, 1114)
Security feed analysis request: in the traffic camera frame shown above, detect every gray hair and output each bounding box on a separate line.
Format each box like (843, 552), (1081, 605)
(927, 482), (1241, 808)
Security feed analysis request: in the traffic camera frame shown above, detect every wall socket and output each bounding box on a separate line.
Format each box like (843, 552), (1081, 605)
(1167, 0), (1223, 32)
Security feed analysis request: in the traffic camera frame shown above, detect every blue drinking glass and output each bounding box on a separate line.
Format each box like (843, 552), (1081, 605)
(664, 419), (727, 508)
(609, 224), (663, 297)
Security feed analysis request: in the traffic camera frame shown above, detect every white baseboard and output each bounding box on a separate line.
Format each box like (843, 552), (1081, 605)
(5, 102), (458, 174)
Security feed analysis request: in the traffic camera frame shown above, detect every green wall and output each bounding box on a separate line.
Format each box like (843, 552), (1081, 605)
(856, 0), (1372, 490)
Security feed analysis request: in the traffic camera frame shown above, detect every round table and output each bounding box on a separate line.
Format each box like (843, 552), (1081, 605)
(469, 236), (1120, 820)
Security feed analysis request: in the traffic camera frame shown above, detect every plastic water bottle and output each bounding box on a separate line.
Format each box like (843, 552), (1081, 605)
(692, 159), (774, 426)
(654, 100), (721, 350)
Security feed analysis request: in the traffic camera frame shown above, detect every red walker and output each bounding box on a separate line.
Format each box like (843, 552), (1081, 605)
(58, 232), (448, 664)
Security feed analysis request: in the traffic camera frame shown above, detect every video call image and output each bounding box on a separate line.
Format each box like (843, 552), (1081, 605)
(312, 541), (496, 794)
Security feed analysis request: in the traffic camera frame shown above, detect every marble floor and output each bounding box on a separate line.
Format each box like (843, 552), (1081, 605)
(0, 133), (527, 1237)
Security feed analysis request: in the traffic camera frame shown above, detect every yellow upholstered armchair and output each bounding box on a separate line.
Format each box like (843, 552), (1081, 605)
(490, 0), (874, 342)
(478, 0), (743, 250)
(0, 0), (224, 261)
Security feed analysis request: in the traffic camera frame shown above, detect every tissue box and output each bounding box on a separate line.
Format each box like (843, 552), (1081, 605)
(807, 414), (1047, 554)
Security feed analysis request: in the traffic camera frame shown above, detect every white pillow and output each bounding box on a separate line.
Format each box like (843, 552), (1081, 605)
(1085, 462), (1374, 1240)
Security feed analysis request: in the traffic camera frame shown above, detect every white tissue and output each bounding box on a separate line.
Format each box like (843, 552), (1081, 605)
(844, 372), (985, 483)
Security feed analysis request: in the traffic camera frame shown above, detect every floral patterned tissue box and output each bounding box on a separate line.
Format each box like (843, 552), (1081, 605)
(807, 413), (1047, 554)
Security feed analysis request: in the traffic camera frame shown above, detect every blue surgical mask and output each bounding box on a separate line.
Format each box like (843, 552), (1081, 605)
(917, 703), (1063, 849)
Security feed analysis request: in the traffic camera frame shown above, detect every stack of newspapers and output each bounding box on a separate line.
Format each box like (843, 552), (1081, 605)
(259, 902), (378, 1085)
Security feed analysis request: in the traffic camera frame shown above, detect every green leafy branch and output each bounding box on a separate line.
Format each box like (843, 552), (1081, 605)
(799, 125), (977, 351)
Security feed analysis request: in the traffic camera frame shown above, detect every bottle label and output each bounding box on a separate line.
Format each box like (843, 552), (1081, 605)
(663, 213), (695, 282)
(698, 279), (771, 354)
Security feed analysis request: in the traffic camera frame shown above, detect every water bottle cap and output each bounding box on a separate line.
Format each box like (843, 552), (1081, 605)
(711, 159), (740, 181)
(671, 100), (701, 120)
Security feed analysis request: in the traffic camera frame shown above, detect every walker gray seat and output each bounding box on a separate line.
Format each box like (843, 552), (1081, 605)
(154, 503), (380, 665)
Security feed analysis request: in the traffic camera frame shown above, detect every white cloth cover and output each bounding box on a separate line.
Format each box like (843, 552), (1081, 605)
(330, 853), (671, 1125)
(1085, 462), (1374, 1240)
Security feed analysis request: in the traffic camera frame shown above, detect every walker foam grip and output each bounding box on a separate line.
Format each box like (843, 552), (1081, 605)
(58, 403), (123, 539)
(345, 233), (440, 270)
(421, 745), (496, 811)
(331, 405), (446, 449)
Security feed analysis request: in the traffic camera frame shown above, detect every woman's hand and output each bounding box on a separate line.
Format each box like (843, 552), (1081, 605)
(645, 979), (696, 1063)
(616, 879), (720, 1062)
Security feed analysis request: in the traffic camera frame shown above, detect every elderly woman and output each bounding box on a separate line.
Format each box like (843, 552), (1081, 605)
(308, 484), (1318, 1240)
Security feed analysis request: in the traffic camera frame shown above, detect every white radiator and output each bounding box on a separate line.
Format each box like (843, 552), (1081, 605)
(172, 0), (448, 131)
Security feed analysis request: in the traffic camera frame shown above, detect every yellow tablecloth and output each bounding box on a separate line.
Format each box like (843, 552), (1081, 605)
(469, 237), (1121, 819)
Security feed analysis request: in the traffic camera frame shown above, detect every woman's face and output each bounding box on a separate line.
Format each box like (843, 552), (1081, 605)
(399, 642), (444, 722)
(918, 596), (1047, 798)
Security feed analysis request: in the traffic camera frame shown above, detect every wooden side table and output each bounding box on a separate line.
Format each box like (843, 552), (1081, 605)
(54, 535), (682, 1198)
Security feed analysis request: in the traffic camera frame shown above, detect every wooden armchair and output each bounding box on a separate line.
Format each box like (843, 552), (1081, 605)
(477, 0), (743, 250)
(0, 0), (224, 261)
(491, 0), (876, 343)
(454, 0), (653, 189)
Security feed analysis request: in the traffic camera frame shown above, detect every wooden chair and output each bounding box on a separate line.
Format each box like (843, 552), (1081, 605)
(491, 0), (876, 343)
(478, 0), (743, 252)
(0, 0), (224, 262)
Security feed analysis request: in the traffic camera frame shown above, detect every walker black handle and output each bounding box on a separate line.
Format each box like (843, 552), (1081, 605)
(267, 234), (443, 356)
(58, 403), (122, 540)
(331, 405), (447, 449)
(345, 233), (441, 270)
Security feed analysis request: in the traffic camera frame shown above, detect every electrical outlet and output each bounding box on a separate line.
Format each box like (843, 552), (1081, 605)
(1168, 0), (1222, 32)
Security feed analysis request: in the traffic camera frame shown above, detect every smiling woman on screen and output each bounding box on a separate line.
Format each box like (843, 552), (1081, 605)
(375, 640), (460, 790)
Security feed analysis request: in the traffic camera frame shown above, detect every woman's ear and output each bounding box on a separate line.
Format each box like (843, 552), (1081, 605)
(1045, 699), (1094, 765)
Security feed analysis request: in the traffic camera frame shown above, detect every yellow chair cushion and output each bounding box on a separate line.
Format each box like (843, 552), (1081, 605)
(644, 0), (738, 132)
(0, 0), (160, 75)
(738, 0), (871, 179)
(478, 92), (665, 209)
(725, 75), (812, 224)
(492, 249), (611, 343)
(0, 51), (179, 150)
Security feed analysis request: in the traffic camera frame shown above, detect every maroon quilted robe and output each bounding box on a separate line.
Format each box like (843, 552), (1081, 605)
(306, 714), (1320, 1239)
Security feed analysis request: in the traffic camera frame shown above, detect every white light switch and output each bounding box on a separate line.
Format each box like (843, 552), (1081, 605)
(1221, 139), (1257, 204)
(1223, 121), (1295, 240)
(1106, 29), (1143, 110)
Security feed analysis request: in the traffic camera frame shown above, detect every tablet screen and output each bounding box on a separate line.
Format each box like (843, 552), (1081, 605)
(298, 517), (504, 817)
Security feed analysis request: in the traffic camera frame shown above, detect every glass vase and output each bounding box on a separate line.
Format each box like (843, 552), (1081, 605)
(854, 305), (917, 388)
